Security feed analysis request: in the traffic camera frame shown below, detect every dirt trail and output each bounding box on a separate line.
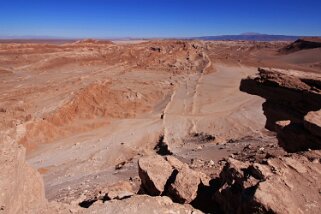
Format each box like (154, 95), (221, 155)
(162, 62), (265, 149)
(162, 52), (211, 145)
(191, 53), (212, 131)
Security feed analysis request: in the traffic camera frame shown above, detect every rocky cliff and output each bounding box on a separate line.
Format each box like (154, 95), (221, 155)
(240, 67), (321, 152)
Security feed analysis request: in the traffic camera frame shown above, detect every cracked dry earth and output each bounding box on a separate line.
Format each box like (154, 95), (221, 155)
(1, 39), (321, 213)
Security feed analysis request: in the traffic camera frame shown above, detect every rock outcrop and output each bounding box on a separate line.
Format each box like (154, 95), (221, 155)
(280, 37), (321, 54)
(0, 138), (73, 214)
(104, 181), (134, 200)
(240, 67), (321, 152)
(0, 138), (48, 214)
(138, 155), (210, 206)
(138, 155), (174, 196)
(137, 152), (321, 214)
(235, 67), (321, 213)
(215, 154), (321, 214)
(168, 165), (202, 203)
(304, 110), (321, 137)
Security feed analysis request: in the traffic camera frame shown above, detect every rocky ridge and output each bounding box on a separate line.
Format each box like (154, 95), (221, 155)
(280, 38), (321, 54)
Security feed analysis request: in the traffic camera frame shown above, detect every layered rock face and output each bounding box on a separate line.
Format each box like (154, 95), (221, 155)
(240, 68), (321, 152)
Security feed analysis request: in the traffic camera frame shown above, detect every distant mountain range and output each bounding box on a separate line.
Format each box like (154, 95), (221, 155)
(193, 33), (301, 41)
(1, 33), (319, 42)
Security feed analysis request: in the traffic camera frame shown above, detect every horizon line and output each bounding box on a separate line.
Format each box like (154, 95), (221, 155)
(1, 33), (320, 41)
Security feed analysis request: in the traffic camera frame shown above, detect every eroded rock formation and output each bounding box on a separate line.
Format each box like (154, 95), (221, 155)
(280, 37), (321, 54)
(240, 67), (321, 152)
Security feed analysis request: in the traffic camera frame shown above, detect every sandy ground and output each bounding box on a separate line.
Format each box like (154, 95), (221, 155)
(163, 64), (265, 147)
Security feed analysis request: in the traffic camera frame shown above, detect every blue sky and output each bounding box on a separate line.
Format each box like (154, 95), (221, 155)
(0, 0), (320, 38)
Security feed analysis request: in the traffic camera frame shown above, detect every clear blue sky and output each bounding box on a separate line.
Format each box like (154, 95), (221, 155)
(0, 0), (320, 38)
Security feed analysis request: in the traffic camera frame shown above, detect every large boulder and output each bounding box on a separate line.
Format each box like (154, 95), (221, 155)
(138, 155), (174, 196)
(138, 155), (211, 205)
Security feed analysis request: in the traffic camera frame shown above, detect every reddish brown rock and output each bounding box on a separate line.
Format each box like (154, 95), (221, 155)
(304, 110), (321, 138)
(169, 165), (202, 204)
(165, 156), (210, 186)
(240, 68), (321, 152)
(165, 156), (187, 170)
(239, 68), (321, 214)
(82, 195), (203, 214)
(240, 68), (321, 115)
(280, 38), (321, 54)
(138, 155), (212, 206)
(215, 155), (321, 214)
(0, 139), (48, 214)
(275, 120), (291, 131)
(277, 122), (321, 152)
(106, 181), (134, 200)
(138, 155), (174, 196)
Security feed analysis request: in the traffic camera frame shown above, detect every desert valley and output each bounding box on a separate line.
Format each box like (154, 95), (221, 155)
(1, 37), (321, 213)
